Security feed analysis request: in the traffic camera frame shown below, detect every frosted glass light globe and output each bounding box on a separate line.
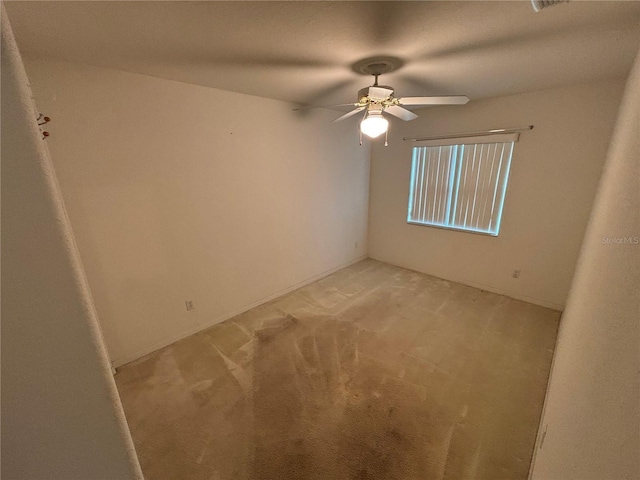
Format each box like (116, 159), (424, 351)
(360, 113), (389, 138)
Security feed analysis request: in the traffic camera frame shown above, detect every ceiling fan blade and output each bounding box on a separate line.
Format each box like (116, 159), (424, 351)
(385, 105), (418, 121)
(332, 107), (366, 123)
(398, 95), (470, 106)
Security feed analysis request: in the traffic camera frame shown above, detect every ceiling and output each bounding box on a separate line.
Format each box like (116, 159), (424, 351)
(6, 1), (640, 108)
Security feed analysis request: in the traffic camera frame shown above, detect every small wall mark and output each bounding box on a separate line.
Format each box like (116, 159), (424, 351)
(539, 424), (548, 450)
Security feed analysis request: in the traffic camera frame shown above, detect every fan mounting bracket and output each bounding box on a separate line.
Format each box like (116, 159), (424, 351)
(352, 56), (404, 77)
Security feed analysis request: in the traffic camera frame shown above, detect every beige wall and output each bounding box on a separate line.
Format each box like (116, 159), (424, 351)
(1, 10), (142, 479)
(530, 52), (639, 480)
(24, 58), (370, 367)
(368, 79), (624, 309)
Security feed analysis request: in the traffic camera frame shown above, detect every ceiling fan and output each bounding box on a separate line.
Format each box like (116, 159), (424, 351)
(294, 58), (469, 145)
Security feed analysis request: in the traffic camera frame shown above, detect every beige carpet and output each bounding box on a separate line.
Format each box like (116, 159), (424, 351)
(116, 259), (560, 479)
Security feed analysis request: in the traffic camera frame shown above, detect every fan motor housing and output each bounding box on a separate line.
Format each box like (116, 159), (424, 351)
(358, 86), (394, 103)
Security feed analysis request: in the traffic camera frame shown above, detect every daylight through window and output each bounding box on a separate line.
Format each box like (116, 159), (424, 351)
(407, 135), (517, 236)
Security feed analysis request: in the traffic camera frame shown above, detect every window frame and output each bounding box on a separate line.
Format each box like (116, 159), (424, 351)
(406, 135), (517, 237)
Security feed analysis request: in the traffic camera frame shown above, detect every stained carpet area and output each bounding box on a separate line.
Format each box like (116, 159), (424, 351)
(115, 259), (560, 480)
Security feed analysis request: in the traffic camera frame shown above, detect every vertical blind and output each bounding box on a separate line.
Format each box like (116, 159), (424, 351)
(407, 138), (516, 236)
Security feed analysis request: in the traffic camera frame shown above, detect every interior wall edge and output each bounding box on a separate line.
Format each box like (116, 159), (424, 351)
(528, 47), (640, 480)
(368, 254), (564, 311)
(1, 5), (142, 478)
(113, 254), (368, 368)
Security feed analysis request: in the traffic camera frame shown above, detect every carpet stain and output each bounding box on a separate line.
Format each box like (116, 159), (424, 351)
(116, 259), (560, 480)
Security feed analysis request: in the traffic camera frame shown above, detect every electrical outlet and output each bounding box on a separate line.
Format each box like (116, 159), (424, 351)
(512, 269), (521, 279)
(185, 300), (195, 311)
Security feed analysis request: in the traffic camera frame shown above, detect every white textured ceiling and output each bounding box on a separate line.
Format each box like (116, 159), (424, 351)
(6, 1), (640, 107)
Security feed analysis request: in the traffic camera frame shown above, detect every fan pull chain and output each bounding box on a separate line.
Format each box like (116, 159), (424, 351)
(359, 128), (363, 146)
(384, 127), (389, 147)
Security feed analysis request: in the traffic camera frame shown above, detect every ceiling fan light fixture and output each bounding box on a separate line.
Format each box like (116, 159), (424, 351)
(360, 112), (389, 139)
(531, 0), (567, 12)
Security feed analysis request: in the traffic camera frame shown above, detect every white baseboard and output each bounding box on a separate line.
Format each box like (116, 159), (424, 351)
(111, 255), (368, 368)
(369, 255), (565, 311)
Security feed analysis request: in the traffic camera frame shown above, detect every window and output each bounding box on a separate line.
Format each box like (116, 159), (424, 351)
(407, 134), (517, 236)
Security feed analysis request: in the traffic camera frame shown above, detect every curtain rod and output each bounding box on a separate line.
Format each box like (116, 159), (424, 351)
(402, 125), (534, 142)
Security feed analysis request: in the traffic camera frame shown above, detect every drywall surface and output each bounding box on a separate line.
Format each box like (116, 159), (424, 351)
(1, 9), (142, 480)
(530, 51), (639, 480)
(368, 79), (624, 308)
(24, 58), (370, 366)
